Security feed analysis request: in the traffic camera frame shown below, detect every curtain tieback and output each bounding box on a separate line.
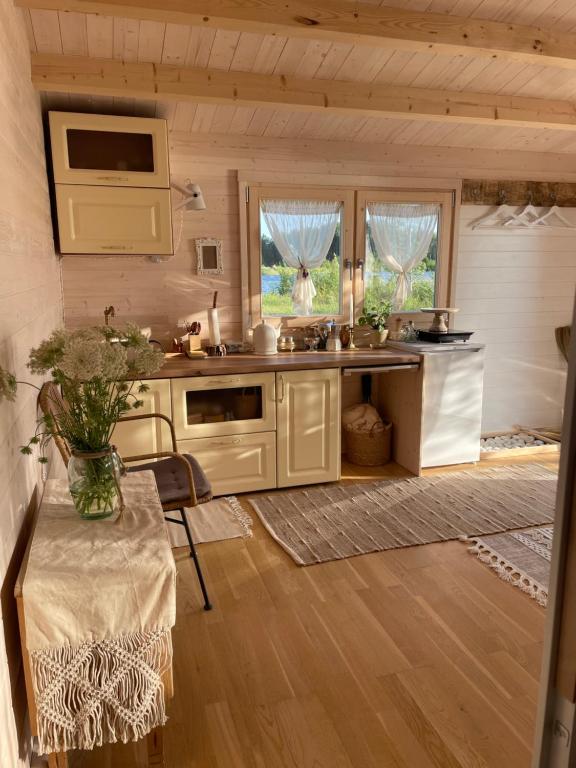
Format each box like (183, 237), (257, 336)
(298, 265), (310, 279)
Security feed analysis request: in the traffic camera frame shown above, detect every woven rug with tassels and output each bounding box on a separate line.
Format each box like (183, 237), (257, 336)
(21, 471), (175, 755)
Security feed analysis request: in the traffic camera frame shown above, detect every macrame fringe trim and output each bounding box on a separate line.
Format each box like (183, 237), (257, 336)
(224, 495), (253, 538)
(30, 628), (172, 755)
(461, 535), (548, 607)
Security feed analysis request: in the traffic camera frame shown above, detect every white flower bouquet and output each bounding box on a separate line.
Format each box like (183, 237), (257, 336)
(1, 324), (165, 518)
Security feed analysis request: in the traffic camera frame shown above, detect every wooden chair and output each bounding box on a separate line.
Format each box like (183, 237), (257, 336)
(39, 382), (213, 610)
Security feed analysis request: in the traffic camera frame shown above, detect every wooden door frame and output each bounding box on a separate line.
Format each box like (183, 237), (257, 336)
(533, 298), (576, 767)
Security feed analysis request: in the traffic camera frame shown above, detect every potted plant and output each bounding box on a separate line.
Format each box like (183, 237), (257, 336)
(358, 300), (393, 347)
(0, 324), (164, 519)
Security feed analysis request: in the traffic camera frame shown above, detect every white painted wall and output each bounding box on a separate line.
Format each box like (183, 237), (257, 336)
(0, 2), (62, 766)
(456, 205), (574, 432)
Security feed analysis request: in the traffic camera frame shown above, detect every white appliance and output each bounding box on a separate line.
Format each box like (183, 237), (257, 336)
(387, 340), (485, 468)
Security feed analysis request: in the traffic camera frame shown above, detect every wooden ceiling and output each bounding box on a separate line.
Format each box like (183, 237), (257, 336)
(18, 0), (576, 154)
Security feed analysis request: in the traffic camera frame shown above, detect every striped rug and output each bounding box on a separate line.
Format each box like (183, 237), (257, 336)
(248, 464), (557, 565)
(464, 525), (553, 606)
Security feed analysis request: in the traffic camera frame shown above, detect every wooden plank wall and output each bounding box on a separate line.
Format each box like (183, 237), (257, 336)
(456, 205), (574, 432)
(0, 1), (62, 766)
(61, 138), (576, 432)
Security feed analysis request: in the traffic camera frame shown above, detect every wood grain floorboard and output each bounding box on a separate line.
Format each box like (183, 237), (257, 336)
(69, 455), (558, 768)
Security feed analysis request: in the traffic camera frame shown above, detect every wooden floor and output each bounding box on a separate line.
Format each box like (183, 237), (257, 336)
(72, 455), (558, 768)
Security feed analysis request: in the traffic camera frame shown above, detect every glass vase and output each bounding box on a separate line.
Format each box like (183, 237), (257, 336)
(67, 447), (123, 520)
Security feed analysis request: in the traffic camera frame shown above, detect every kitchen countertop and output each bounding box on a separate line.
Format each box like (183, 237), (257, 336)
(145, 348), (421, 379)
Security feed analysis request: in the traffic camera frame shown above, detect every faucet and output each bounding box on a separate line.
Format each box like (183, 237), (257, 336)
(104, 305), (115, 326)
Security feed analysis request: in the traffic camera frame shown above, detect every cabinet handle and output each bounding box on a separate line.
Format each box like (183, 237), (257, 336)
(204, 378), (241, 386)
(277, 375), (285, 403)
(96, 175), (130, 182)
(212, 438), (242, 446)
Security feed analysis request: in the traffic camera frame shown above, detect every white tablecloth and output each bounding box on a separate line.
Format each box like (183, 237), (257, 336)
(22, 471), (176, 754)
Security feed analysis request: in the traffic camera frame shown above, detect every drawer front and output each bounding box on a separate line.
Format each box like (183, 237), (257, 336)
(171, 373), (276, 440)
(178, 432), (276, 496)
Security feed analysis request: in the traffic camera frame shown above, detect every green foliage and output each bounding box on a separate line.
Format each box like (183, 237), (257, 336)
(262, 258), (341, 316)
(261, 229), (340, 268)
(364, 273), (435, 312)
(358, 299), (393, 330)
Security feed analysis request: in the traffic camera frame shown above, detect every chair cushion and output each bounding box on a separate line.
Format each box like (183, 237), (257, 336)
(128, 454), (212, 505)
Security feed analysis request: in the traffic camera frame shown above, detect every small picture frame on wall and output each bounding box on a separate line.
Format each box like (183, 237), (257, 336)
(195, 238), (223, 275)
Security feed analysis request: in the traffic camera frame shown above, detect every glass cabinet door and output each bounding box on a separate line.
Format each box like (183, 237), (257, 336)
(49, 112), (170, 188)
(171, 373), (277, 439)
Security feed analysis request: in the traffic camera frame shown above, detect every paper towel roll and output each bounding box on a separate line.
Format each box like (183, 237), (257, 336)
(208, 308), (221, 345)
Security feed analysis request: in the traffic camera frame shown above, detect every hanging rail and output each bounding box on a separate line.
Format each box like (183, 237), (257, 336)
(462, 180), (576, 207)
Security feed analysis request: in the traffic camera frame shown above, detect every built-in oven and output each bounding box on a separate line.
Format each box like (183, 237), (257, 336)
(170, 373), (276, 440)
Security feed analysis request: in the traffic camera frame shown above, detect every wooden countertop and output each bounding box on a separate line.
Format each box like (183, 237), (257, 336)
(147, 349), (421, 379)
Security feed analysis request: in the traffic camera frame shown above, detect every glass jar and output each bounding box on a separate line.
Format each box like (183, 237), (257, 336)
(67, 447), (124, 520)
(401, 320), (418, 342)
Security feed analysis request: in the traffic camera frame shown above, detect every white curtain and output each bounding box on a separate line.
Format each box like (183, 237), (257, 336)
(262, 199), (341, 315)
(368, 203), (439, 310)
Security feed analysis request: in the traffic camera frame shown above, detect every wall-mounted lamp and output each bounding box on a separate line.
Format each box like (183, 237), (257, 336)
(172, 179), (206, 212)
(149, 179), (207, 262)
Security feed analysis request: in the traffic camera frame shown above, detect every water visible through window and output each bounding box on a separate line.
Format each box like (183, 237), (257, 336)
(260, 199), (343, 317)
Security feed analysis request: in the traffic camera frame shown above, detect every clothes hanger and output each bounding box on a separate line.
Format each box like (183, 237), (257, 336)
(530, 193), (576, 229)
(532, 206), (576, 228)
(502, 191), (543, 227)
(471, 189), (513, 229)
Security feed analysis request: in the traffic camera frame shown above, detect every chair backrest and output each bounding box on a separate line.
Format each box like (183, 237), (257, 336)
(38, 382), (72, 467)
(555, 326), (571, 363)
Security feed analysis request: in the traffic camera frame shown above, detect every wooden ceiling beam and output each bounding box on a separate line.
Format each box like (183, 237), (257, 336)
(17, 0), (576, 70)
(31, 54), (576, 132)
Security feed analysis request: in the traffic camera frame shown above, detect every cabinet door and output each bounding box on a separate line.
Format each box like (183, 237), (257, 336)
(177, 432), (276, 496)
(49, 112), (170, 188)
(55, 185), (173, 255)
(111, 379), (172, 461)
(421, 349), (484, 468)
(171, 373), (276, 440)
(277, 369), (341, 488)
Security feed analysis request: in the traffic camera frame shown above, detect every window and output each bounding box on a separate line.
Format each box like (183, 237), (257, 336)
(365, 204), (439, 311)
(260, 201), (343, 317)
(246, 184), (453, 328)
(248, 186), (354, 326)
(356, 191), (454, 321)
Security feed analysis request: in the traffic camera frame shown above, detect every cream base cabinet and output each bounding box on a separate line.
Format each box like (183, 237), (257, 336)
(276, 369), (341, 488)
(111, 379), (172, 462)
(177, 433), (276, 496)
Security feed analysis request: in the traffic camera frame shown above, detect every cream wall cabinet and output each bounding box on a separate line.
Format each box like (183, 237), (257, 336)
(49, 112), (170, 188)
(276, 369), (341, 488)
(55, 185), (173, 255)
(111, 379), (173, 461)
(177, 432), (277, 496)
(171, 373), (276, 440)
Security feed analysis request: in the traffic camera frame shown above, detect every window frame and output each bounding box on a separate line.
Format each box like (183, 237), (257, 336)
(355, 189), (455, 326)
(247, 184), (355, 328)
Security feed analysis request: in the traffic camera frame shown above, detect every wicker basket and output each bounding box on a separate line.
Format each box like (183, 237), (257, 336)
(345, 421), (392, 466)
